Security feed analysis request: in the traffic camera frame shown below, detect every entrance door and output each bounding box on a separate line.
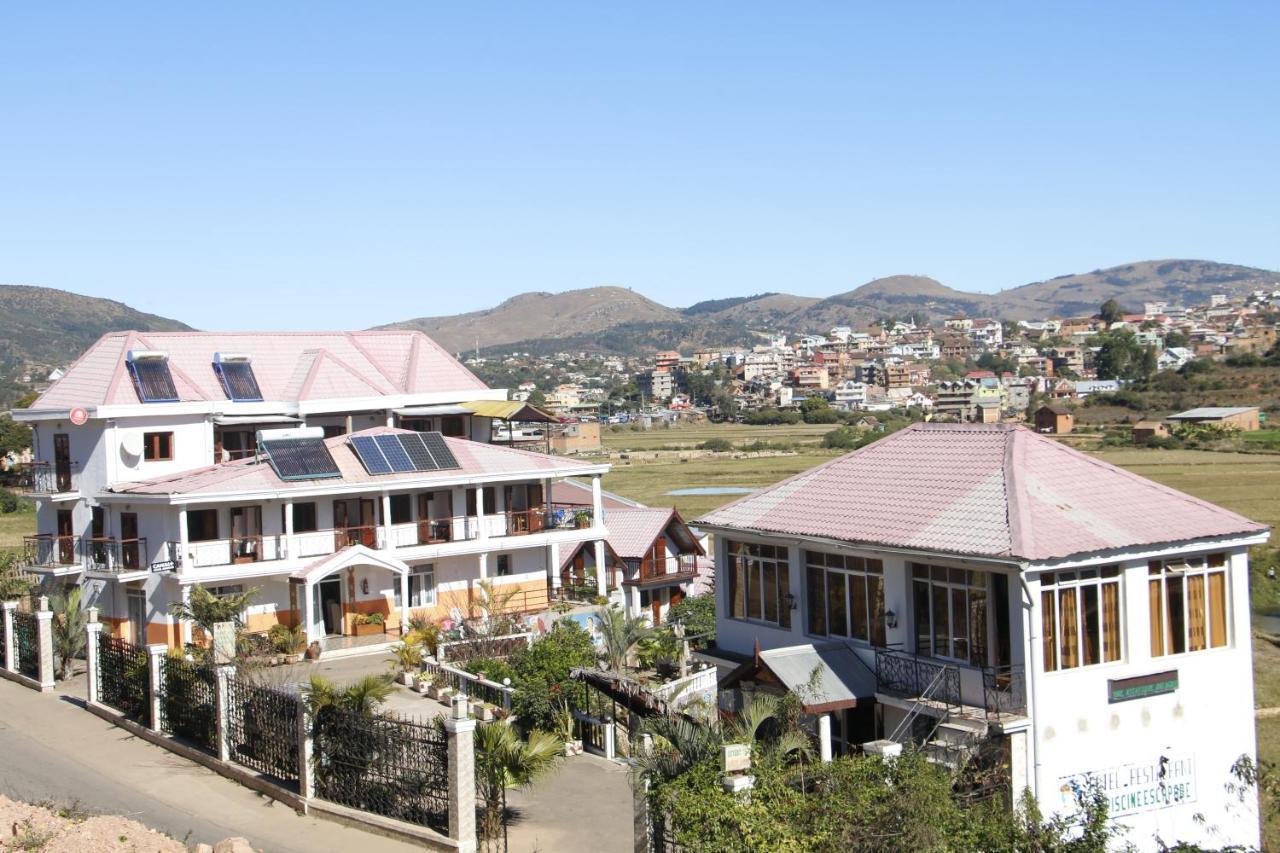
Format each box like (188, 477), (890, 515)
(126, 588), (146, 646)
(120, 512), (141, 570)
(56, 509), (75, 565)
(54, 434), (71, 492)
(359, 499), (377, 547)
(318, 578), (343, 636)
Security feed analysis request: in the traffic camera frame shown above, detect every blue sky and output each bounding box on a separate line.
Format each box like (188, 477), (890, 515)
(2, 3), (1277, 330)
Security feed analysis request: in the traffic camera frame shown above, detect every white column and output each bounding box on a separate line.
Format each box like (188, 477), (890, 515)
(179, 585), (193, 647)
(478, 552), (488, 580)
(85, 608), (101, 705)
(1, 601), (15, 672)
(147, 644), (166, 732)
(177, 508), (190, 573)
(590, 474), (604, 527)
(594, 540), (607, 599)
(818, 714), (833, 763)
(475, 487), (488, 540)
(399, 571), (410, 635)
(547, 542), (561, 591)
(303, 581), (316, 644)
(451, 486), (467, 538)
(381, 494), (393, 550)
(385, 409), (395, 428)
(284, 500), (295, 560)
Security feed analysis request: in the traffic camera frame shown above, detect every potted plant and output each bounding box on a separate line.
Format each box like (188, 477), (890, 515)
(415, 672), (435, 695)
(353, 612), (387, 637)
(474, 703), (496, 722)
(573, 509), (592, 529)
(391, 641), (423, 686)
(554, 700), (581, 756)
(268, 623), (308, 664)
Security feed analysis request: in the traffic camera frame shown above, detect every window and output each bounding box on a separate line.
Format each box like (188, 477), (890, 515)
(496, 554), (511, 576)
(805, 550), (885, 645)
(1149, 554), (1229, 656)
(911, 564), (989, 665)
(285, 502), (318, 533)
(410, 565), (436, 607)
(726, 540), (791, 629)
(188, 509), (219, 542)
(321, 424), (347, 438)
(143, 432), (174, 461)
(441, 416), (466, 437)
(390, 494), (412, 524)
(1040, 567), (1122, 671)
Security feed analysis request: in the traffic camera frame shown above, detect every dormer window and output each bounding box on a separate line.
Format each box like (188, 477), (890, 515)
(213, 353), (263, 402)
(127, 351), (179, 403)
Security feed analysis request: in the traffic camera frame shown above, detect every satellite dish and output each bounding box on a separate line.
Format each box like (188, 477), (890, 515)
(120, 433), (144, 465)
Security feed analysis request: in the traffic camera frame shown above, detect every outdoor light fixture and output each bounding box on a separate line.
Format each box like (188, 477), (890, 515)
(784, 593), (798, 610)
(885, 609), (898, 629)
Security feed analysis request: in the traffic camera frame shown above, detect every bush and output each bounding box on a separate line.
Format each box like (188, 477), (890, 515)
(509, 621), (598, 731)
(0, 487), (20, 514)
(463, 656), (517, 684)
(698, 438), (733, 452)
(665, 594), (716, 647)
(822, 426), (876, 450)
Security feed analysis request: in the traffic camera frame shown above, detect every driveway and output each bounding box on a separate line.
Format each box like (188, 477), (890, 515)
(506, 752), (634, 853)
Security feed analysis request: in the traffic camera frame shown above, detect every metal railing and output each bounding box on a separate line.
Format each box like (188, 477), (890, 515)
(874, 648), (962, 712)
(25, 461), (79, 494)
(981, 664), (1027, 719)
(159, 655), (217, 751)
(98, 636), (150, 725)
(23, 534), (80, 567)
(334, 525), (382, 550)
(13, 611), (38, 678)
(83, 537), (148, 573)
(225, 674), (301, 783)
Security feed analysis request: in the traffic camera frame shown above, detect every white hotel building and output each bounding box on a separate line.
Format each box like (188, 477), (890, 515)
(697, 423), (1267, 850)
(12, 331), (614, 648)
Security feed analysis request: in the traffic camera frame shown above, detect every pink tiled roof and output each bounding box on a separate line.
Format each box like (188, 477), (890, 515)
(695, 423), (1267, 562)
(110, 427), (599, 497)
(551, 479), (643, 509)
(34, 330), (487, 409)
(604, 508), (680, 559)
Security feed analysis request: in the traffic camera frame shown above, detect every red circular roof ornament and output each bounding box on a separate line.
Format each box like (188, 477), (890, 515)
(69, 407), (89, 426)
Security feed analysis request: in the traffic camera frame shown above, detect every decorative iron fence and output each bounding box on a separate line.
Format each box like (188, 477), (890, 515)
(159, 655), (217, 751)
(981, 664), (1027, 718)
(873, 648), (961, 712)
(225, 675), (300, 784)
(98, 636), (150, 724)
(312, 706), (449, 832)
(13, 611), (38, 678)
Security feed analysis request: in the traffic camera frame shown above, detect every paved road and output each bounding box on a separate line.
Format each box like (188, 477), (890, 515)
(0, 676), (421, 853)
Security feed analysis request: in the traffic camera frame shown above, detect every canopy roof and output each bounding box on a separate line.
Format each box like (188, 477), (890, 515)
(463, 400), (560, 422)
(720, 643), (875, 713)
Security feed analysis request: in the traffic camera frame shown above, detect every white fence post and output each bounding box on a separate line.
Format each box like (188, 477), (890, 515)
(35, 596), (55, 690)
(445, 696), (477, 852)
(215, 664), (234, 763)
(85, 608), (101, 704)
(147, 643), (166, 732)
(1, 601), (15, 672)
(297, 686), (314, 800)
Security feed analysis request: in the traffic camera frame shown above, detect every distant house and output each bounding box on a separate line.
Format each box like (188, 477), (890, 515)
(1132, 421), (1171, 445)
(1033, 403), (1074, 434)
(1073, 379), (1122, 398)
(1167, 406), (1261, 432)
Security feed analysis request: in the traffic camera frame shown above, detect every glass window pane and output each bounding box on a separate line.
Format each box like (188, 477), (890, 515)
(1149, 579), (1164, 656)
(828, 572), (848, 638)
(951, 588), (968, 662)
(1081, 585), (1100, 665)
(1041, 589), (1057, 671)
(1166, 575), (1186, 655)
(763, 560), (778, 623)
(869, 576), (886, 646)
(807, 566), (827, 635)
(932, 584), (950, 658)
(969, 587), (987, 666)
(850, 574), (868, 641)
(866, 558), (883, 574)
(732, 556), (746, 619)
(747, 560), (763, 620)
(1208, 572), (1228, 648)
(1187, 575), (1206, 652)
(1059, 587), (1079, 669)
(1102, 581), (1121, 662)
(913, 580), (930, 655)
(778, 560), (791, 629)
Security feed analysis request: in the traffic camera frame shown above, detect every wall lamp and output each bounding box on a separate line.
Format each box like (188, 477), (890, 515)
(783, 593), (798, 611)
(885, 609), (899, 630)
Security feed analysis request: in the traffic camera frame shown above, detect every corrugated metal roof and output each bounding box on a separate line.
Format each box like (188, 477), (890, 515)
(758, 644), (875, 712)
(1168, 407), (1259, 419)
(695, 423), (1267, 562)
(463, 400), (559, 422)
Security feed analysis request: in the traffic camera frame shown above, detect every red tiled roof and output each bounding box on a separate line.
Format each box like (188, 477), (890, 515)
(695, 423), (1267, 562)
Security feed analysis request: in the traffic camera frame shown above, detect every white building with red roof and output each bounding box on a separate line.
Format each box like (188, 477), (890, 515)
(696, 423), (1267, 849)
(13, 330), (613, 651)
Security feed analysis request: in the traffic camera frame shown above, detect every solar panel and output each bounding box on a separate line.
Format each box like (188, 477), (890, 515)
(262, 438), (341, 480)
(214, 361), (264, 402)
(399, 432), (438, 471)
(420, 431), (461, 470)
(350, 435), (394, 474)
(374, 434), (415, 472)
(129, 360), (179, 403)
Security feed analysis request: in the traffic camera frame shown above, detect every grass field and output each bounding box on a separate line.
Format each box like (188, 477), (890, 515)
(601, 421), (836, 450)
(0, 509), (33, 554)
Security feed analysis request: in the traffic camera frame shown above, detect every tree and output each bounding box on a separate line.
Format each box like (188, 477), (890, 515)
(665, 594), (716, 647)
(49, 585), (87, 679)
(474, 722), (563, 842)
(597, 605), (653, 672)
(1100, 298), (1124, 327)
(509, 621), (598, 730)
(302, 673), (395, 716)
(0, 414), (32, 457)
(168, 584), (259, 642)
(526, 388), (547, 407)
(1092, 328), (1156, 382)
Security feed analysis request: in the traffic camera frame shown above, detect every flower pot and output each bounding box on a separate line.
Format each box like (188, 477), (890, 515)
(476, 704), (495, 722)
(415, 679), (432, 695)
(353, 622), (385, 637)
(285, 653), (304, 664)
(397, 671), (413, 686)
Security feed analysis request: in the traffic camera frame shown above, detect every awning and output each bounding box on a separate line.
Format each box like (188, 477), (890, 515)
(462, 400), (561, 423)
(720, 643), (876, 714)
(394, 405), (475, 417)
(213, 415), (301, 426)
(289, 544), (410, 584)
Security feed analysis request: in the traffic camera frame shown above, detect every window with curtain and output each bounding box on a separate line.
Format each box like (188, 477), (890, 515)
(910, 564), (990, 665)
(1040, 567), (1122, 672)
(725, 540), (791, 629)
(1149, 554), (1228, 656)
(804, 550), (886, 645)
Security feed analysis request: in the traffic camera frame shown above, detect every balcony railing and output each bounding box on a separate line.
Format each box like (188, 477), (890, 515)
(874, 648), (962, 713)
(981, 664), (1027, 719)
(183, 535), (287, 569)
(23, 534), (81, 567)
(83, 537), (148, 573)
(333, 525), (381, 550)
(25, 461), (79, 495)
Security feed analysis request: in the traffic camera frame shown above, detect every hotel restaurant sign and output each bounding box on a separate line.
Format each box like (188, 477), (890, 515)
(1058, 753), (1195, 818)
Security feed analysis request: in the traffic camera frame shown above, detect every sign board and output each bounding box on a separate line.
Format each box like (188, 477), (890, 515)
(722, 743), (751, 774)
(149, 560), (177, 574)
(70, 406), (89, 426)
(1108, 670), (1178, 703)
(212, 622), (237, 665)
(1059, 753), (1195, 818)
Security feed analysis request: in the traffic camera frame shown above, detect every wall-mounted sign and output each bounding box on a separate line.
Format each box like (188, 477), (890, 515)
(149, 560), (177, 574)
(1108, 670), (1178, 703)
(1059, 753), (1195, 818)
(69, 407), (88, 426)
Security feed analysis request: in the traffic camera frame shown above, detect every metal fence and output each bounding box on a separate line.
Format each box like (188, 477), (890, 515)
(98, 636), (150, 724)
(225, 675), (300, 784)
(159, 655), (217, 752)
(13, 611), (38, 678)
(312, 706), (450, 832)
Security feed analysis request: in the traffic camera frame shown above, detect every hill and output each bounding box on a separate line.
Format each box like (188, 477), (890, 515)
(0, 285), (192, 404)
(378, 286), (683, 354)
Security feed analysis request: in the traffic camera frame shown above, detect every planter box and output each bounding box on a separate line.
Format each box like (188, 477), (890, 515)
(396, 671), (414, 686)
(475, 704), (495, 722)
(285, 653), (304, 664)
(353, 622), (386, 637)
(415, 679), (432, 695)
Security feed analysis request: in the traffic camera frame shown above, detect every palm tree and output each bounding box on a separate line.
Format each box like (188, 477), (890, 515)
(597, 605), (652, 673)
(49, 585), (87, 680)
(633, 713), (723, 788)
(474, 722), (563, 841)
(302, 673), (394, 716)
(169, 584), (258, 638)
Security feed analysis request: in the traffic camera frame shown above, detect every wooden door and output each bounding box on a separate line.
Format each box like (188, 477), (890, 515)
(359, 499), (377, 547)
(121, 512), (140, 570)
(54, 434), (71, 491)
(56, 509), (75, 564)
(230, 506), (261, 563)
(652, 590), (662, 624)
(333, 501), (349, 549)
(417, 494), (432, 544)
(528, 484), (544, 532)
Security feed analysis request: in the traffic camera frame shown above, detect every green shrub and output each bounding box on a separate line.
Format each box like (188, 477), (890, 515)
(665, 594), (716, 647)
(509, 621), (597, 730)
(463, 656), (516, 684)
(698, 438), (733, 452)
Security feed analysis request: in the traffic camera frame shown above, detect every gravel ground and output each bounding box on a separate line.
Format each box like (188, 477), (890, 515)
(0, 793), (187, 852)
